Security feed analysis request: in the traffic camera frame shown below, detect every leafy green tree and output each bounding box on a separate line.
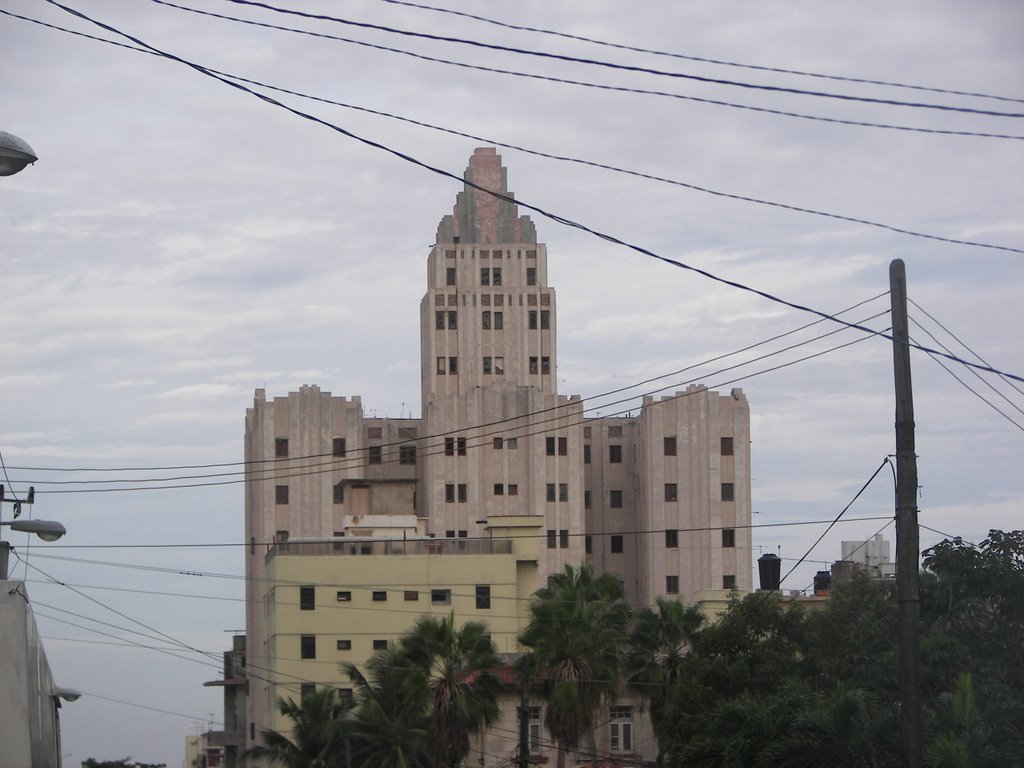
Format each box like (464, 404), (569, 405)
(343, 644), (429, 768)
(627, 596), (703, 766)
(926, 673), (1009, 768)
(245, 687), (352, 768)
(519, 563), (631, 768)
(396, 614), (501, 768)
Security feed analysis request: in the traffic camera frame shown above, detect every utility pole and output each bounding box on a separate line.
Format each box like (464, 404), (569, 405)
(890, 259), (922, 768)
(518, 654), (530, 768)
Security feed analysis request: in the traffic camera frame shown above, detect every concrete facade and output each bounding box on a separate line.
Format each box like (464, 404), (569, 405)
(241, 148), (752, 759)
(0, 579), (66, 768)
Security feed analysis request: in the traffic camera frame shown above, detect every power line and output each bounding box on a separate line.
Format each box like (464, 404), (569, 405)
(16, 6), (1018, 143)
(908, 325), (1024, 431)
(909, 298), (1024, 398)
(6, 293), (888, 479)
(20, 324), (884, 494)
(210, 0), (1024, 119)
(780, 458), (893, 586)
(44, 0), (1024, 387)
(377, 0), (1024, 105)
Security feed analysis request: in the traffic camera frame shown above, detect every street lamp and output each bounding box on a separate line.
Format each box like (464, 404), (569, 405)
(0, 130), (38, 176)
(0, 485), (66, 578)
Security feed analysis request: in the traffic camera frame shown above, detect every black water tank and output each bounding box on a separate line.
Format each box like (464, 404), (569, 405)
(758, 553), (781, 591)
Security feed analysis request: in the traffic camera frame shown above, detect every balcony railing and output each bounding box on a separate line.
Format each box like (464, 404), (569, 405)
(266, 537), (513, 563)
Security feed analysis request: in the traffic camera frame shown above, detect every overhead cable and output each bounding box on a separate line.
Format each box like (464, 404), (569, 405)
(209, 0), (1024, 118)
(15, 6), (1016, 142)
(44, 0), (1024, 386)
(377, 0), (1024, 105)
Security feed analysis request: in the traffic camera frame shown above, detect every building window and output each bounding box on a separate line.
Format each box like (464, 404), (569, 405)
(528, 310), (538, 330)
(528, 706), (543, 755)
(546, 484), (556, 502)
(666, 575), (679, 595)
(483, 356), (492, 375)
(611, 535), (624, 553)
(494, 311), (504, 330)
(457, 437), (467, 456)
(546, 436), (555, 455)
(372, 591), (387, 602)
(493, 267), (502, 286)
(494, 356), (504, 375)
(583, 444), (591, 464)
(609, 444), (622, 463)
(368, 445), (382, 465)
(482, 310), (491, 330)
(541, 356), (551, 374)
(337, 591), (351, 601)
(610, 490), (623, 508)
(373, 639), (388, 650)
(446, 267), (456, 285)
(609, 706), (633, 753)
(721, 437), (734, 455)
(722, 528), (736, 548)
(301, 683), (316, 700)
(275, 438), (288, 457)
(337, 639), (352, 650)
(300, 586), (315, 611)
(540, 310), (550, 329)
(529, 356), (538, 374)
(493, 437), (503, 449)
(300, 635), (316, 660)
(664, 483), (678, 502)
(275, 485), (289, 505)
(721, 483), (735, 502)
(445, 437), (455, 456)
(505, 483), (516, 496)
(559, 529), (569, 549)
(449, 356), (458, 375)
(547, 529), (557, 548)
(333, 482), (344, 504)
(585, 535), (592, 554)
(475, 585), (491, 609)
(404, 590), (419, 601)
(435, 310), (445, 330)
(481, 268), (490, 286)
(664, 436), (677, 456)
(457, 483), (467, 503)
(431, 589), (452, 605)
(446, 530), (455, 538)
(559, 483), (568, 502)
(399, 445), (416, 465)
(558, 437), (568, 456)
(723, 574), (737, 590)
(665, 529), (678, 548)
(506, 437), (517, 449)
(436, 357), (446, 375)
(448, 310), (457, 330)
(333, 437), (346, 457)
(526, 267), (537, 286)
(584, 490), (591, 509)
(494, 483), (504, 496)
(445, 484), (455, 503)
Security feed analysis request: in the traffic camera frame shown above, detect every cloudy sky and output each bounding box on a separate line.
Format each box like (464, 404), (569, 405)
(2, 0), (1022, 764)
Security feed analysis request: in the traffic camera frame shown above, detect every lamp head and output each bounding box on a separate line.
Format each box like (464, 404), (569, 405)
(0, 131), (38, 176)
(8, 519), (66, 542)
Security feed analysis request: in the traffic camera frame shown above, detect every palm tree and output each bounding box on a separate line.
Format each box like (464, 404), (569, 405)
(343, 645), (429, 768)
(397, 614), (502, 768)
(627, 597), (704, 766)
(519, 563), (631, 768)
(246, 687), (352, 768)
